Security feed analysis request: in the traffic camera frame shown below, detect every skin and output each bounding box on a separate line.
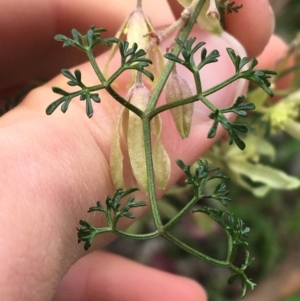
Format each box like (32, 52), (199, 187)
(0, 1), (274, 301)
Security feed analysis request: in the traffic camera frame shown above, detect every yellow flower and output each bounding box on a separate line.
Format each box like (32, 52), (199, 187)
(110, 73), (171, 192)
(177, 0), (223, 35)
(104, 0), (164, 86)
(263, 90), (300, 139)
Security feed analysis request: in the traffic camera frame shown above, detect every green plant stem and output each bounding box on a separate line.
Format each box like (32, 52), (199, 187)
(163, 178), (208, 230)
(193, 70), (202, 93)
(113, 228), (160, 240)
(163, 195), (199, 229)
(86, 50), (143, 116)
(163, 231), (228, 266)
(198, 94), (219, 112)
(202, 73), (241, 97)
(106, 86), (144, 116)
(149, 95), (199, 118)
(149, 72), (245, 119)
(86, 51), (106, 82)
(142, 0), (207, 235)
(145, 0), (206, 113)
(142, 118), (163, 230)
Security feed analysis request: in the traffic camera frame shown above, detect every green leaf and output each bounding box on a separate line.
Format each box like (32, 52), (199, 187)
(118, 41), (154, 80)
(88, 201), (105, 212)
(164, 53), (185, 65)
(197, 49), (220, 70)
(71, 29), (80, 43)
(46, 95), (73, 115)
(52, 87), (69, 96)
(55, 26), (111, 51)
(230, 129), (246, 149)
(208, 110), (220, 138)
(77, 220), (97, 250)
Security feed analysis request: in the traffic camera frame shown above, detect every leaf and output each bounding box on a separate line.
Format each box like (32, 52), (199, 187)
(230, 159), (300, 197)
(164, 53), (185, 65)
(46, 96), (72, 115)
(85, 94), (93, 117)
(197, 49), (220, 70)
(230, 130), (246, 150)
(75, 69), (81, 82)
(52, 87), (69, 96)
(71, 29), (80, 43)
(91, 93), (100, 103)
(207, 112), (219, 138)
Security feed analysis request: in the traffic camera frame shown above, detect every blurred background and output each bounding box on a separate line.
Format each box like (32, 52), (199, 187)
(105, 1), (300, 300)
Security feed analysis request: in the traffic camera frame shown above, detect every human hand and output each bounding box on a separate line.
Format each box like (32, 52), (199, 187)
(0, 1), (274, 300)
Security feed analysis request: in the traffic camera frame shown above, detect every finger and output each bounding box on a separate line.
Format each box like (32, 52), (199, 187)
(223, 0), (275, 57)
(166, 0), (274, 58)
(0, 0), (174, 90)
(53, 251), (207, 301)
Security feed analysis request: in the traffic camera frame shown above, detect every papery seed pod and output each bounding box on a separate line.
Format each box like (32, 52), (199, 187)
(151, 115), (171, 189)
(177, 0), (223, 35)
(126, 76), (150, 192)
(104, 0), (164, 86)
(165, 66), (194, 139)
(110, 73), (170, 192)
(110, 105), (128, 190)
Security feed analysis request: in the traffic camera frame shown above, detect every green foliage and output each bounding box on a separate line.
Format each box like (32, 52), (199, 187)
(226, 48), (276, 96)
(164, 38), (269, 150)
(47, 26), (154, 118)
(176, 159), (232, 207)
(54, 26), (117, 51)
(118, 41), (154, 80)
(77, 188), (146, 250)
(194, 207), (255, 297)
(48, 69), (100, 117)
(164, 38), (220, 72)
(46, 0), (278, 297)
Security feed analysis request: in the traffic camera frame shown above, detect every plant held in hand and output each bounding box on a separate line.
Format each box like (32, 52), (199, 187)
(46, 0), (276, 298)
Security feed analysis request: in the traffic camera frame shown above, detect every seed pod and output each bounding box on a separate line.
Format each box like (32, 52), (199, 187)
(151, 115), (171, 189)
(110, 73), (170, 192)
(104, 1), (164, 85)
(165, 66), (194, 139)
(177, 0), (223, 35)
(110, 106), (128, 190)
(126, 77), (150, 192)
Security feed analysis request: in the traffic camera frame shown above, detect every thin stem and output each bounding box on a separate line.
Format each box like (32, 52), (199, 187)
(113, 228), (160, 240)
(202, 73), (241, 97)
(163, 178), (208, 230)
(86, 50), (144, 116)
(149, 95), (199, 118)
(193, 71), (202, 93)
(163, 195), (198, 229)
(86, 51), (106, 83)
(142, 118), (163, 229)
(163, 231), (229, 267)
(105, 86), (144, 117)
(198, 94), (219, 112)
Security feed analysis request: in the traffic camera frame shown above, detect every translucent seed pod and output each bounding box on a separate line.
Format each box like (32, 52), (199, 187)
(165, 66), (194, 139)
